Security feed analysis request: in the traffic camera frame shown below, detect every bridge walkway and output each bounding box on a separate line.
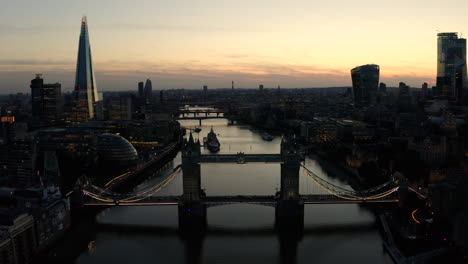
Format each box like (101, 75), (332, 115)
(83, 194), (398, 206)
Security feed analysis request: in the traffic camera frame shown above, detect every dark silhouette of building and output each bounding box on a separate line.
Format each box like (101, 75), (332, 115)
(72, 16), (99, 122)
(144, 79), (152, 104)
(436, 32), (467, 104)
(399, 82), (410, 96)
(138, 82), (144, 98)
(397, 82), (411, 109)
(0, 212), (37, 264)
(422, 82), (429, 96)
(30, 74), (62, 123)
(0, 141), (36, 187)
(351, 64), (380, 106)
(379, 82), (387, 93)
(107, 94), (133, 120)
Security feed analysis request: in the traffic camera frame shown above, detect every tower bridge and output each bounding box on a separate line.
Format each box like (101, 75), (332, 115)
(82, 134), (407, 232)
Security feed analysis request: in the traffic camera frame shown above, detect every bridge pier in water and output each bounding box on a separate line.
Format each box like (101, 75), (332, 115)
(276, 136), (304, 233)
(179, 133), (206, 233)
(178, 132), (305, 233)
(278, 228), (303, 264)
(178, 202), (207, 234)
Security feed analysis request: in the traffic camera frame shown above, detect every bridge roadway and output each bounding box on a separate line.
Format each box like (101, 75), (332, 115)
(196, 154), (284, 163)
(177, 116), (225, 120)
(83, 194), (398, 206)
(176, 110), (226, 114)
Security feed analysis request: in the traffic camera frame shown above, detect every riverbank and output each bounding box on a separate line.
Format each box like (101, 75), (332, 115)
(105, 139), (181, 192)
(31, 140), (181, 264)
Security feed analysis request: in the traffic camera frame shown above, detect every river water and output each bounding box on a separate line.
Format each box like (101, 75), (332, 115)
(75, 112), (393, 264)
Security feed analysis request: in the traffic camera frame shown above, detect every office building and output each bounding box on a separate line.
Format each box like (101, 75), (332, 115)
(379, 82), (387, 93)
(351, 64), (380, 106)
(0, 212), (37, 264)
(399, 82), (410, 96)
(72, 16), (99, 122)
(30, 74), (62, 123)
(138, 82), (144, 98)
(107, 94), (133, 121)
(436, 32), (467, 103)
(144, 79), (152, 104)
(422, 82), (429, 96)
(0, 141), (36, 188)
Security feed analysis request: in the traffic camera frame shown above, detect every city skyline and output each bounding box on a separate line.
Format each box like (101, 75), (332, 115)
(1, 1), (467, 263)
(2, 0), (468, 92)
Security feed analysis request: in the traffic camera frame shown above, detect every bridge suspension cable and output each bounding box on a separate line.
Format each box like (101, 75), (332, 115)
(301, 165), (399, 201)
(83, 165), (182, 203)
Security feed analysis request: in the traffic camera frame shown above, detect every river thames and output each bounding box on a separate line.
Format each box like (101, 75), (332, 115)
(73, 114), (393, 264)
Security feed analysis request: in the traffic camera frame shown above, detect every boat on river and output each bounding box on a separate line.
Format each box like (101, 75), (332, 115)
(206, 127), (220, 152)
(261, 132), (274, 141)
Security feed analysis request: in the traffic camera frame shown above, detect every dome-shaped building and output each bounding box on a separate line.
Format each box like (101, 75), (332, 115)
(96, 133), (138, 172)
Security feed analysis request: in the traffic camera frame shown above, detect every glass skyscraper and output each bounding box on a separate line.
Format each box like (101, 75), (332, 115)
(350, 64), (380, 106)
(73, 16), (99, 122)
(436, 32), (466, 104)
(144, 78), (152, 104)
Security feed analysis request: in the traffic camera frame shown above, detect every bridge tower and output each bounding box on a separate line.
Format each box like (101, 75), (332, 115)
(392, 172), (410, 207)
(276, 134), (304, 232)
(179, 133), (206, 232)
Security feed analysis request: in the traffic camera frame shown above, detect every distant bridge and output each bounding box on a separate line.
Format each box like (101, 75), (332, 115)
(175, 109), (228, 125)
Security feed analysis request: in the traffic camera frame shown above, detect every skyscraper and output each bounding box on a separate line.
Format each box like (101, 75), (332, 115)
(144, 79), (152, 104)
(72, 16), (99, 122)
(436, 32), (467, 103)
(350, 64), (380, 106)
(30, 74), (62, 123)
(138, 82), (144, 98)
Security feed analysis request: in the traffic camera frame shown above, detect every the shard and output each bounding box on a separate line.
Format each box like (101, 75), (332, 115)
(73, 16), (99, 122)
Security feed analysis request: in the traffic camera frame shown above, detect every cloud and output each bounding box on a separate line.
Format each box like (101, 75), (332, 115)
(0, 58), (434, 93)
(0, 59), (73, 65)
(0, 24), (74, 32)
(0, 23), (265, 34)
(99, 23), (266, 33)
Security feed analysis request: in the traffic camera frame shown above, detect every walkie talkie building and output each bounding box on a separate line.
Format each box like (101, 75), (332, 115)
(73, 16), (99, 122)
(351, 64), (380, 106)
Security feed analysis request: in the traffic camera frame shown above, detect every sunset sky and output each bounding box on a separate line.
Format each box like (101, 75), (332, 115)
(1, 0), (468, 93)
